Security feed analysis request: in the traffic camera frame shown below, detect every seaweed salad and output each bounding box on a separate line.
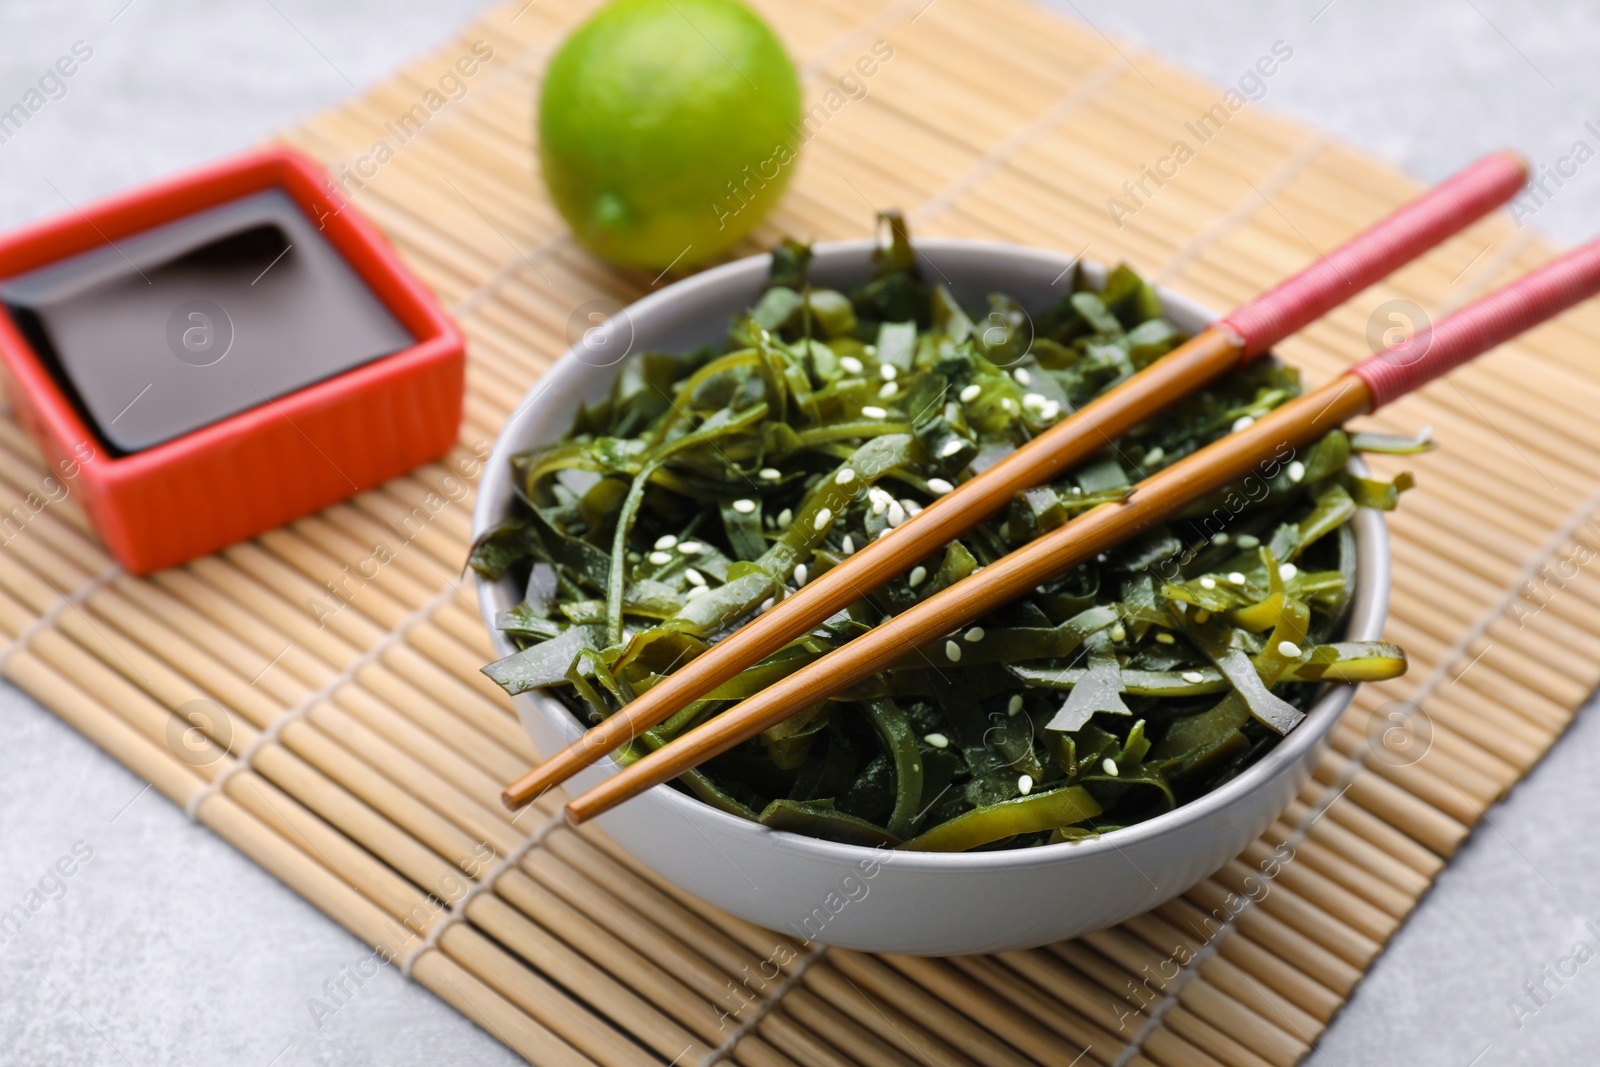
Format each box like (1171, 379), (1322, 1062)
(474, 215), (1415, 853)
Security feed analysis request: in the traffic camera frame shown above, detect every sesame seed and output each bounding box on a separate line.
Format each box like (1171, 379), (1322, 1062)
(1236, 534), (1260, 549)
(1227, 572), (1246, 585)
(927, 478), (954, 495)
(902, 498), (922, 518)
(841, 535), (854, 554)
(793, 563), (808, 586)
(1232, 415), (1255, 433)
(776, 508), (792, 527)
(964, 627), (985, 642)
(1213, 532), (1229, 545)
(878, 382), (898, 400)
(945, 640), (963, 662)
(829, 470), (857, 490)
(1022, 392), (1047, 410)
(813, 508), (832, 531)
(887, 501), (906, 527)
(1155, 632), (1175, 645)
(679, 541), (703, 555)
(685, 568), (705, 586)
(880, 363), (897, 381)
(924, 732), (949, 749)
(686, 584), (708, 598)
(1182, 671), (1204, 683)
(959, 384), (982, 403)
(732, 498), (757, 514)
(759, 597), (774, 612)
(654, 535), (678, 550)
(1007, 694), (1024, 716)
(840, 356), (864, 374)
(938, 439), (965, 458)
(1102, 758), (1119, 777)
(1279, 563), (1298, 581)
(909, 565), (927, 588)
(1017, 774), (1034, 796)
(1109, 624), (1126, 642)
(1199, 577), (1216, 590)
(862, 405), (888, 419)
(864, 345), (877, 356)
(627, 551), (642, 564)
(1039, 401), (1061, 420)
(1014, 368), (1033, 385)
(877, 528), (892, 540)
(1278, 640), (1303, 658)
(1288, 460), (1306, 483)
(759, 467), (782, 480)
(648, 551), (673, 565)
(1002, 398), (1018, 413)
(870, 494), (887, 516)
(1145, 446), (1165, 465)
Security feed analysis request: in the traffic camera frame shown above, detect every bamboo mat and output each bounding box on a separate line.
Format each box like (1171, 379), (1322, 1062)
(4, 0), (1597, 1064)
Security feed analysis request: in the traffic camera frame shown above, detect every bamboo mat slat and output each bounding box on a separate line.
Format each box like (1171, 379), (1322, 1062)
(5, 0), (1599, 1063)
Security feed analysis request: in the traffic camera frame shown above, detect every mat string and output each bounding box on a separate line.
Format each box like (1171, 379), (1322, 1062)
(1436, 226), (1539, 318)
(910, 47), (1134, 228)
(699, 942), (830, 1067)
(0, 564), (121, 674)
(1112, 474), (1600, 1066)
(399, 807), (567, 980)
(183, 580), (466, 822)
(797, 0), (926, 78)
(450, 232), (572, 316)
(1155, 134), (1330, 287)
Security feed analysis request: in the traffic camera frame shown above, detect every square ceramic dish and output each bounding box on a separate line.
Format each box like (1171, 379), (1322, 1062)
(0, 146), (464, 573)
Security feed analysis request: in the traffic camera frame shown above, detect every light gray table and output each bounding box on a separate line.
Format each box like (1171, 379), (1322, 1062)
(2, 2), (1596, 1063)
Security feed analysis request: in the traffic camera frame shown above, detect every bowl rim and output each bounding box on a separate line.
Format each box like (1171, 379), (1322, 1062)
(474, 235), (1390, 873)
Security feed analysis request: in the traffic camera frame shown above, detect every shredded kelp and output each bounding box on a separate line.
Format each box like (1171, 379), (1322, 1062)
(475, 215), (1413, 852)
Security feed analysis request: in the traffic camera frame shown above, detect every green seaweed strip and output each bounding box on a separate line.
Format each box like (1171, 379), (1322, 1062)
(607, 457), (664, 646)
(1012, 640), (1407, 694)
(759, 798), (901, 847)
(862, 698), (924, 839)
(900, 787), (1102, 852)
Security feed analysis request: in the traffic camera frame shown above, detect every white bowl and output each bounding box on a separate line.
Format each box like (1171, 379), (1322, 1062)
(474, 238), (1390, 956)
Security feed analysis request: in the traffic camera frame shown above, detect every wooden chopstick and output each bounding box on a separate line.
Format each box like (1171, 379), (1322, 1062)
(501, 151), (1527, 811)
(565, 237), (1600, 825)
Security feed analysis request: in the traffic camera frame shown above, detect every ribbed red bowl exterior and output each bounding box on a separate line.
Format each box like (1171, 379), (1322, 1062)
(0, 146), (465, 573)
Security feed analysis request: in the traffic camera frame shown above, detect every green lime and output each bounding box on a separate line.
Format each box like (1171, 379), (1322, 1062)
(539, 0), (803, 270)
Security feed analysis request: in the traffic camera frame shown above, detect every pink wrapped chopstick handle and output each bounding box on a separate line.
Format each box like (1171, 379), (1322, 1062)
(1220, 151), (1528, 359)
(1353, 239), (1600, 411)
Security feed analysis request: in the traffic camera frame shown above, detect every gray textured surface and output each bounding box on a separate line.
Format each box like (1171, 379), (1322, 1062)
(1058, 0), (1600, 245)
(1, 1), (1598, 1064)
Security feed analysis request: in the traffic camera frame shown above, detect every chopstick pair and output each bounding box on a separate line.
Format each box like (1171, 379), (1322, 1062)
(501, 150), (1530, 816)
(568, 235), (1600, 823)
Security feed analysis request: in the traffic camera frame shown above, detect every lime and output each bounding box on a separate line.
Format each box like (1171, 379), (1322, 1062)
(539, 0), (803, 270)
